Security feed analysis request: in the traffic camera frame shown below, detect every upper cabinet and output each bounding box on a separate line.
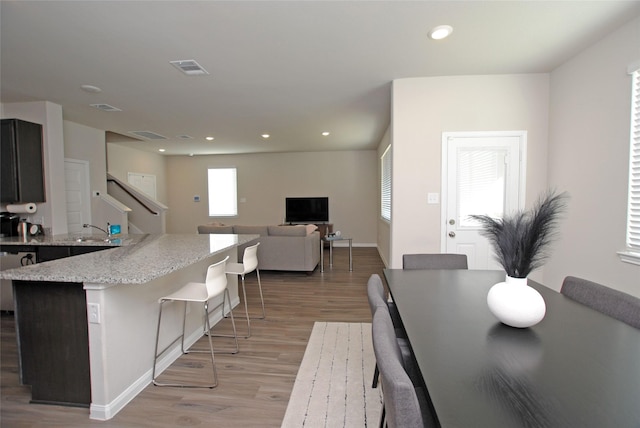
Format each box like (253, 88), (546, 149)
(1, 119), (46, 203)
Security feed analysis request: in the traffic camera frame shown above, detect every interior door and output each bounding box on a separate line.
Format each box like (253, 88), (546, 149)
(441, 132), (526, 269)
(65, 159), (91, 234)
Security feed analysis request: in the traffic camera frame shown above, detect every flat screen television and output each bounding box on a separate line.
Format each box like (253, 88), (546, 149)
(285, 197), (329, 223)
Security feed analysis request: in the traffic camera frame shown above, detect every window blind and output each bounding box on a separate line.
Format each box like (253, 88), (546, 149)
(381, 145), (392, 221)
(627, 67), (640, 250)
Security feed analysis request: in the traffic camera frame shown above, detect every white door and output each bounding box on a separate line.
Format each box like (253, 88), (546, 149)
(65, 159), (91, 233)
(441, 132), (526, 269)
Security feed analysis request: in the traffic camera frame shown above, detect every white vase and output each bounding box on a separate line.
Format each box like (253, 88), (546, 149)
(486, 276), (546, 328)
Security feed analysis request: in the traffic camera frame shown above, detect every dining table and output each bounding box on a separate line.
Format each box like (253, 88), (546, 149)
(383, 268), (640, 428)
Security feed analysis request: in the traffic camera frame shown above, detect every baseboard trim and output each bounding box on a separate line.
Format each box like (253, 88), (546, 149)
(89, 296), (240, 420)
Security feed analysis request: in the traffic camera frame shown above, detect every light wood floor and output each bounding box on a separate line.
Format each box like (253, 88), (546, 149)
(0, 247), (385, 427)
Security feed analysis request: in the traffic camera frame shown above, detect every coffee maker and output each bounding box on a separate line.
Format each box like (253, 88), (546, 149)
(0, 212), (20, 237)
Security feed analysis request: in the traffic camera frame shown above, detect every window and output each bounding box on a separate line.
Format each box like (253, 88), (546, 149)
(620, 63), (640, 265)
(207, 167), (237, 217)
(381, 145), (392, 221)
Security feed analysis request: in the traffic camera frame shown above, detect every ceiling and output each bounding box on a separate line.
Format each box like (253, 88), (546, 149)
(2, 1), (639, 156)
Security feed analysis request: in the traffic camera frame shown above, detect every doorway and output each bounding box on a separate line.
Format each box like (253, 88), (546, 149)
(441, 131), (526, 269)
(64, 159), (91, 234)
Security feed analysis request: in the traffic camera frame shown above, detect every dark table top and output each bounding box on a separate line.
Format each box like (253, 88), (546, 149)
(383, 269), (640, 428)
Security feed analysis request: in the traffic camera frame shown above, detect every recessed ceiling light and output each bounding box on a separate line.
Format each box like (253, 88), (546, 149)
(206, 136), (214, 141)
(158, 149), (166, 152)
(261, 134), (270, 139)
(81, 84), (102, 93)
(322, 132), (330, 136)
(428, 25), (453, 40)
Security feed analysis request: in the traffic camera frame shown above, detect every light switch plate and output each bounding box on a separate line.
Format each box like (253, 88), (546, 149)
(88, 303), (101, 324)
(427, 193), (440, 204)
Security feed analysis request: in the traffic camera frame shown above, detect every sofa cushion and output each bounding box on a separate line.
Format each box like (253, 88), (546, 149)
(233, 225), (269, 236)
(198, 225), (234, 234)
(268, 224), (316, 237)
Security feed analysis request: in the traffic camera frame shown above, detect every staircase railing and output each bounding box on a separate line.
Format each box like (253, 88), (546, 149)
(106, 173), (168, 234)
(106, 178), (159, 215)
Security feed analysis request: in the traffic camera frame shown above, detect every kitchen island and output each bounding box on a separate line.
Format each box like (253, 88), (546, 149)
(0, 233), (258, 420)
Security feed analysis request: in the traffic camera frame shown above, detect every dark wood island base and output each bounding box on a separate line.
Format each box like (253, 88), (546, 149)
(14, 280), (91, 407)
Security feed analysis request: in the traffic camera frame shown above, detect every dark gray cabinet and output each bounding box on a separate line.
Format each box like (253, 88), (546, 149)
(36, 245), (111, 263)
(1, 119), (45, 203)
(0, 244), (112, 263)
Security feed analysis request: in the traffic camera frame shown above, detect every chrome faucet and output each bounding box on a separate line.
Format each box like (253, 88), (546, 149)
(83, 223), (111, 237)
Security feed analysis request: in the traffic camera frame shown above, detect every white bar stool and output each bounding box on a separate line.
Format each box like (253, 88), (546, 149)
(224, 242), (264, 338)
(152, 256), (238, 388)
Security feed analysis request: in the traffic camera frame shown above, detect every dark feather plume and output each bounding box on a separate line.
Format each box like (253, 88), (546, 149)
(469, 190), (569, 278)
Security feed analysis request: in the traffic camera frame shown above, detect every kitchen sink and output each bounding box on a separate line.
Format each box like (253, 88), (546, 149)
(74, 237), (111, 243)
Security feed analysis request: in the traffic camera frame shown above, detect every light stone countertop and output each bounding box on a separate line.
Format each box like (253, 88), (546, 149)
(0, 232), (141, 247)
(0, 234), (258, 285)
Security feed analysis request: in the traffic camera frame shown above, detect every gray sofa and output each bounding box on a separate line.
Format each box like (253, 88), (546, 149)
(197, 224), (320, 273)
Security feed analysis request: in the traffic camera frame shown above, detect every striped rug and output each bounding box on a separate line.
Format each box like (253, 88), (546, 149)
(281, 322), (383, 428)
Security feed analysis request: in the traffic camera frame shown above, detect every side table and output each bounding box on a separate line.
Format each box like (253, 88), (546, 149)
(320, 236), (352, 272)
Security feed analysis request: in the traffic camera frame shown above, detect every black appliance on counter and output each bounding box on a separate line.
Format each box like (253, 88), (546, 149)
(0, 212), (20, 237)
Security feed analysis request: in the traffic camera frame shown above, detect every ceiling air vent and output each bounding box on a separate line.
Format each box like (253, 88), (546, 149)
(90, 103), (122, 112)
(129, 131), (168, 140)
(177, 135), (193, 140)
(170, 59), (209, 76)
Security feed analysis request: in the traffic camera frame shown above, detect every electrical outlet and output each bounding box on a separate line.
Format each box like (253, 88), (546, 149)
(88, 303), (101, 324)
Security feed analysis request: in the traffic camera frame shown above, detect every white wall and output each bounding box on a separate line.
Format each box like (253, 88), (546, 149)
(1, 101), (67, 234)
(545, 16), (640, 296)
(107, 144), (168, 204)
(165, 150), (378, 245)
(63, 121), (108, 227)
(64, 121), (107, 195)
(389, 74), (550, 269)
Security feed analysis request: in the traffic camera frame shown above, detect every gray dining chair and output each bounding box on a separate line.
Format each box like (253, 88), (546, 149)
(367, 274), (405, 334)
(561, 276), (640, 329)
(402, 253), (468, 270)
(372, 307), (435, 428)
(367, 274), (416, 388)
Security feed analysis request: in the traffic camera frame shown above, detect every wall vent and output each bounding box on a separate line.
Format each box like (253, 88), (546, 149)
(170, 59), (209, 75)
(90, 103), (122, 112)
(129, 131), (168, 140)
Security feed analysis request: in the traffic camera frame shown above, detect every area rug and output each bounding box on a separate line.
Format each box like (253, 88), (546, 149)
(281, 322), (383, 428)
